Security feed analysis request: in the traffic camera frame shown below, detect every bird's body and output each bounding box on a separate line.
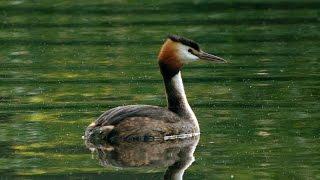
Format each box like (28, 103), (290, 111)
(87, 105), (198, 141)
(84, 35), (226, 143)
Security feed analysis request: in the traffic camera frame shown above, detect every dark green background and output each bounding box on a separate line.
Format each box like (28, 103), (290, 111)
(0, 0), (319, 179)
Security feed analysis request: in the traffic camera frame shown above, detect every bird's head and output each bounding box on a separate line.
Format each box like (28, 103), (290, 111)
(158, 35), (226, 77)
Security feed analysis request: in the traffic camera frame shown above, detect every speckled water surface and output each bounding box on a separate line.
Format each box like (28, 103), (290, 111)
(0, 0), (319, 179)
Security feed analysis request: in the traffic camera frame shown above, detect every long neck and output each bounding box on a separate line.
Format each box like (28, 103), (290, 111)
(162, 71), (196, 120)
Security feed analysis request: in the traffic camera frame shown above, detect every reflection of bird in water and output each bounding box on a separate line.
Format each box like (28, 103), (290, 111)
(84, 35), (226, 142)
(86, 136), (199, 180)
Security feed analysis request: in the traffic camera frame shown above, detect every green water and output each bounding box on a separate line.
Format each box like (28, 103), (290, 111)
(0, 0), (319, 179)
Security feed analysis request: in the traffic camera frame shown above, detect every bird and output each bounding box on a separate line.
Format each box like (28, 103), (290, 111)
(84, 35), (227, 143)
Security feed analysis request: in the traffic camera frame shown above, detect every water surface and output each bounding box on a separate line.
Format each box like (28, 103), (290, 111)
(0, 0), (319, 179)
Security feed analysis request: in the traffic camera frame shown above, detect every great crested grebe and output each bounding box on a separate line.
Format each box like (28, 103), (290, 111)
(84, 35), (226, 143)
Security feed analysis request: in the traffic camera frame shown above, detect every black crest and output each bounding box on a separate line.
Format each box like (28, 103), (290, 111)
(168, 35), (200, 51)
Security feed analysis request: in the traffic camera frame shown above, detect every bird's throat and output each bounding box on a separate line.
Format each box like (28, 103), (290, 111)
(161, 69), (196, 120)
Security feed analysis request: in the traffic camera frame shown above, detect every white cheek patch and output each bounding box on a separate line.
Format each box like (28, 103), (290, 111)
(176, 44), (199, 63)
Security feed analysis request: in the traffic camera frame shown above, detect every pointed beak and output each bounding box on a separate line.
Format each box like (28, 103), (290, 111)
(196, 50), (227, 63)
